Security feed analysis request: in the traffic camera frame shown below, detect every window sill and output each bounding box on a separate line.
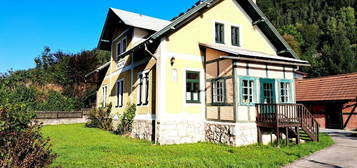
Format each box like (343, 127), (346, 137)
(231, 44), (241, 47)
(239, 103), (256, 106)
(186, 101), (201, 104)
(215, 42), (225, 45)
(210, 103), (233, 106)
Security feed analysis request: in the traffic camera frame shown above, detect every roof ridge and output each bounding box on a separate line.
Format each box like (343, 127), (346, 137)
(299, 72), (357, 81)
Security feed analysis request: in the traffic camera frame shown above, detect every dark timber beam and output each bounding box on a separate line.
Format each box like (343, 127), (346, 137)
(343, 98), (357, 129)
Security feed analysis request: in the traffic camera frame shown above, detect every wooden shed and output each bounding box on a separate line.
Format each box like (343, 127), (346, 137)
(296, 73), (357, 129)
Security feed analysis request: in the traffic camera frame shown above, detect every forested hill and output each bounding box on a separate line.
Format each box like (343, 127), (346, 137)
(258, 0), (357, 77)
(0, 48), (110, 111)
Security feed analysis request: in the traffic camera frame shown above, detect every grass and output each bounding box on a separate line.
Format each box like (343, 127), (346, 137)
(42, 124), (334, 168)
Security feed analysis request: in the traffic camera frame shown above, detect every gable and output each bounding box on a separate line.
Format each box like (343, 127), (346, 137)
(166, 0), (277, 57)
(98, 8), (170, 51)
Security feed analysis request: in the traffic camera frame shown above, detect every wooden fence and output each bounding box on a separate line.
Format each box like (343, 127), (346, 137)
(35, 110), (91, 119)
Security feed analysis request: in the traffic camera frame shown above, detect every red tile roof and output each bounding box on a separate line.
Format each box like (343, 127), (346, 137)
(296, 73), (357, 102)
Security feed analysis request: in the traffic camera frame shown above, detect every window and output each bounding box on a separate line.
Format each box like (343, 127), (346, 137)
(186, 71), (200, 103)
(116, 37), (127, 61)
(231, 26), (240, 46)
(263, 83), (274, 104)
(215, 23), (224, 44)
(137, 71), (149, 106)
(279, 81), (291, 103)
(240, 77), (256, 105)
(102, 85), (107, 107)
(212, 79), (225, 104)
(116, 79), (124, 108)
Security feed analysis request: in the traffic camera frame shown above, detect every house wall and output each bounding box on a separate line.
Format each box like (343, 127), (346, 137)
(96, 0), (301, 145)
(96, 26), (158, 140)
(157, 0), (296, 145)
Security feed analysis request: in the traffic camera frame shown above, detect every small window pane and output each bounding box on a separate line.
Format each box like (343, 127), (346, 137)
(212, 79), (225, 104)
(215, 23), (224, 44)
(231, 26), (240, 46)
(186, 71), (200, 103)
(241, 79), (255, 105)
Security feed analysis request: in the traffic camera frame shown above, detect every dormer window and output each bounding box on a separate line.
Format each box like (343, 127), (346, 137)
(215, 23), (224, 44)
(116, 37), (127, 61)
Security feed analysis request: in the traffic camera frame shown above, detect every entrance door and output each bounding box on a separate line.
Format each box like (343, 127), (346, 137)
(260, 79), (276, 104)
(326, 103), (343, 129)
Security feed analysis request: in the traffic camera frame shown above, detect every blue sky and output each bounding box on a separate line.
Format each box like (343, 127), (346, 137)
(0, 0), (198, 73)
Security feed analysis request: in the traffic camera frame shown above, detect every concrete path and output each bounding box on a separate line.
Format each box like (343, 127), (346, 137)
(284, 129), (357, 168)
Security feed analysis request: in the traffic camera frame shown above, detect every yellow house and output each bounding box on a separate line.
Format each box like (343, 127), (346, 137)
(88, 0), (318, 146)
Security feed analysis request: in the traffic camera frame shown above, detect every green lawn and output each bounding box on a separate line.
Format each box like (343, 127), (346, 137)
(42, 124), (333, 168)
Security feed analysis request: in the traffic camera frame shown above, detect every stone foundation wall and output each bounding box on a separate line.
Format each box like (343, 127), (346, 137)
(235, 123), (257, 146)
(131, 120), (154, 141)
(158, 121), (204, 145)
(205, 122), (236, 146)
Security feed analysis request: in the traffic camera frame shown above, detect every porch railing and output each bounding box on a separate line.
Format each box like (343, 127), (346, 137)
(256, 104), (319, 141)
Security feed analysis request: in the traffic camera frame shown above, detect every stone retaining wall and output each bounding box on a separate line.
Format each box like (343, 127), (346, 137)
(205, 122), (236, 146)
(36, 115), (89, 125)
(131, 120), (154, 141)
(158, 121), (204, 145)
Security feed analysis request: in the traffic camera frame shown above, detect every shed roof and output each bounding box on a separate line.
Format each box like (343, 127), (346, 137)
(296, 73), (357, 102)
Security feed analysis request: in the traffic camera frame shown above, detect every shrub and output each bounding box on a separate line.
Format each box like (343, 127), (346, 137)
(85, 104), (113, 131)
(0, 104), (56, 168)
(36, 90), (78, 111)
(115, 103), (136, 135)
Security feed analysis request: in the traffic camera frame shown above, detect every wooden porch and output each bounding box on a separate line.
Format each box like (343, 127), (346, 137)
(256, 104), (320, 145)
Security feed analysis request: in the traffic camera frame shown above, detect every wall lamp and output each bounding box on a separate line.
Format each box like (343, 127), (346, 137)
(170, 57), (176, 66)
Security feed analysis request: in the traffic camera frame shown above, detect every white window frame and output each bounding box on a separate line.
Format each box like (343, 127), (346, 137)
(280, 82), (290, 103)
(116, 37), (127, 61)
(212, 79), (225, 104)
(137, 70), (150, 106)
(102, 85), (108, 107)
(116, 79), (124, 108)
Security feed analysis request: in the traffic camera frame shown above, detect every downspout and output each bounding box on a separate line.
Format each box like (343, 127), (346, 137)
(143, 42), (159, 144)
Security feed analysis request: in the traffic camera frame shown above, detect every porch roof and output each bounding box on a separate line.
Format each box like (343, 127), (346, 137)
(199, 43), (310, 66)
